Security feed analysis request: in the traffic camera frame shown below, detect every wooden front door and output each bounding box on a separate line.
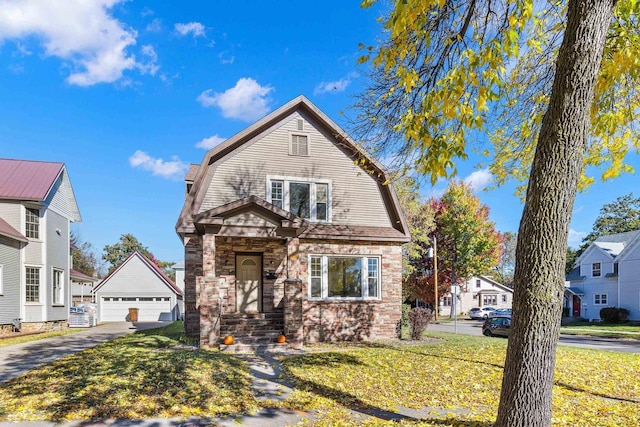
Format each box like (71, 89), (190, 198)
(236, 254), (262, 312)
(572, 295), (581, 317)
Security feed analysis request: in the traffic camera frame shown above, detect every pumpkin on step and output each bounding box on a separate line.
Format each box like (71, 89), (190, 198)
(223, 335), (234, 345)
(276, 334), (286, 344)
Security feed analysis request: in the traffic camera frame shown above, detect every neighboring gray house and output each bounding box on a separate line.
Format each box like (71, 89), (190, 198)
(70, 269), (99, 305)
(439, 276), (513, 317)
(176, 96), (410, 348)
(94, 251), (183, 322)
(565, 230), (640, 321)
(172, 261), (185, 316)
(0, 159), (81, 333)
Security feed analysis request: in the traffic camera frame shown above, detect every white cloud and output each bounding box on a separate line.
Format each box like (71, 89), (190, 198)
(146, 18), (162, 33)
(0, 0), (150, 86)
(314, 77), (352, 95)
(138, 44), (159, 75)
(174, 22), (206, 37)
(218, 51), (234, 64)
(197, 78), (274, 122)
(196, 135), (226, 149)
(567, 228), (587, 249)
(129, 150), (188, 180)
(463, 169), (494, 192)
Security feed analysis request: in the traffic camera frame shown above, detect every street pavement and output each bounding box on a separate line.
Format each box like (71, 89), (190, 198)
(429, 318), (640, 353)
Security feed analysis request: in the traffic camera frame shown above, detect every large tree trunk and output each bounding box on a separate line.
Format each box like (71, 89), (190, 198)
(494, 1), (616, 426)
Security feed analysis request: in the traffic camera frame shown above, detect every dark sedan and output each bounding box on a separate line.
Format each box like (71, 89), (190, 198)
(482, 315), (511, 337)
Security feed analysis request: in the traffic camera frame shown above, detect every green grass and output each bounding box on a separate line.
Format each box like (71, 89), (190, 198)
(1, 323), (638, 426)
(0, 328), (83, 348)
(560, 322), (640, 339)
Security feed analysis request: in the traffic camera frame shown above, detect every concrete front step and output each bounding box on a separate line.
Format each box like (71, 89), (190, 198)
(219, 342), (291, 353)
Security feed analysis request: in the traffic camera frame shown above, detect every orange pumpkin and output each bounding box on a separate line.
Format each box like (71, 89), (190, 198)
(223, 335), (234, 345)
(276, 334), (286, 344)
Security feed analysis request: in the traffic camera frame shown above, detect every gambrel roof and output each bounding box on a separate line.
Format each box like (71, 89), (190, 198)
(176, 95), (410, 242)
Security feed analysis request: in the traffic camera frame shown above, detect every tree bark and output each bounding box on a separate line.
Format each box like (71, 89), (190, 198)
(495, 0), (617, 426)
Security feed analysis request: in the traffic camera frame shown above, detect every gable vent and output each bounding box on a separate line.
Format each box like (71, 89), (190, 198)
(297, 119), (304, 131)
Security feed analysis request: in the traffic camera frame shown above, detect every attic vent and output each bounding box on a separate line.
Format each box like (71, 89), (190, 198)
(290, 134), (309, 156)
(297, 119), (304, 131)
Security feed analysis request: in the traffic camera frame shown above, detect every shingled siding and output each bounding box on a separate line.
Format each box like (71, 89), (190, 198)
(297, 241), (403, 343)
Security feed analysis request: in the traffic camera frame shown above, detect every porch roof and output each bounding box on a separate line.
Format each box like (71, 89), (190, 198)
(565, 287), (585, 296)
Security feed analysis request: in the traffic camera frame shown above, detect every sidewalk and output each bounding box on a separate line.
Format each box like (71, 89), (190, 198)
(0, 322), (165, 383)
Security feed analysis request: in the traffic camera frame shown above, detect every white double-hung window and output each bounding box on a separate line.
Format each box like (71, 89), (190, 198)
(309, 255), (380, 300)
(267, 176), (330, 222)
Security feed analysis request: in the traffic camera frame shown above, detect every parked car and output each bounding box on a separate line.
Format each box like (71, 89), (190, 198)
(482, 316), (511, 337)
(469, 306), (497, 320)
(489, 308), (513, 317)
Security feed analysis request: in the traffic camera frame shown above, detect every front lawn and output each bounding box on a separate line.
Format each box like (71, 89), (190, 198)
(561, 322), (640, 339)
(1, 324), (638, 426)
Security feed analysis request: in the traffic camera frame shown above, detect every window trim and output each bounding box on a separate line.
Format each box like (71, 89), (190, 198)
(25, 266), (41, 304)
(594, 293), (608, 305)
(476, 279), (481, 288)
(52, 268), (64, 306)
(25, 206), (40, 240)
(266, 175), (332, 222)
(308, 254), (381, 301)
(592, 262), (601, 277)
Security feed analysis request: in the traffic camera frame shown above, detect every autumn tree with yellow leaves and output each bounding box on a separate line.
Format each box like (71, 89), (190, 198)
(357, 0), (639, 426)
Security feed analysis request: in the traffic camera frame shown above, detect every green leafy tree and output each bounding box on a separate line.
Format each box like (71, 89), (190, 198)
(70, 232), (99, 277)
(565, 247), (579, 276)
(404, 182), (501, 306)
(580, 193), (640, 251)
(103, 234), (175, 280)
(358, 0), (638, 424)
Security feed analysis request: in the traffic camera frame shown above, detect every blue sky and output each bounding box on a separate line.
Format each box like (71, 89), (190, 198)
(0, 1), (637, 266)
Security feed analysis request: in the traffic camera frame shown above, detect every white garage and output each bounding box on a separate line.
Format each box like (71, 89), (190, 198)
(94, 251), (183, 323)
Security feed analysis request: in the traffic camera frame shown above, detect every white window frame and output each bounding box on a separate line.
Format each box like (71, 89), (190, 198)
(308, 254), (381, 300)
(483, 294), (498, 306)
(25, 266), (41, 303)
(592, 262), (601, 277)
(266, 175), (331, 222)
(594, 293), (607, 305)
(52, 268), (64, 306)
(476, 279), (481, 288)
(25, 206), (40, 239)
(289, 133), (310, 156)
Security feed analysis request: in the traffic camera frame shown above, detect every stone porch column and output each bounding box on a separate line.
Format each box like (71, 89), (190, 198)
(284, 278), (303, 348)
(198, 277), (227, 347)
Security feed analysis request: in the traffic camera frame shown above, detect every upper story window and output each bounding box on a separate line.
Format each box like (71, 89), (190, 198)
(25, 207), (39, 239)
(592, 262), (601, 277)
(476, 279), (481, 288)
(613, 262), (619, 275)
(267, 176), (331, 222)
(290, 134), (309, 156)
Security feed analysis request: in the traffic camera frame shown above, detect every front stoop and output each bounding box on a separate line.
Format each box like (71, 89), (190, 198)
(219, 312), (288, 352)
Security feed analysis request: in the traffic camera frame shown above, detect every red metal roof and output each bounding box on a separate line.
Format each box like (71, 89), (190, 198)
(70, 269), (99, 282)
(0, 158), (64, 201)
(0, 216), (27, 242)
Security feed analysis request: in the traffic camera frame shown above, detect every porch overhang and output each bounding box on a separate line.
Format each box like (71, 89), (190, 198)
(193, 196), (308, 238)
(564, 287), (585, 296)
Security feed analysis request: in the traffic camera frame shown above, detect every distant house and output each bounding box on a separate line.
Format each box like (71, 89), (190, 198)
(438, 276), (513, 317)
(70, 269), (99, 305)
(565, 230), (640, 321)
(176, 96), (410, 348)
(172, 261), (185, 316)
(93, 251), (183, 322)
(0, 159), (81, 333)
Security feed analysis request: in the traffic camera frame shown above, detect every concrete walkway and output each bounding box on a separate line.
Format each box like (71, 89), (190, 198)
(0, 322), (166, 383)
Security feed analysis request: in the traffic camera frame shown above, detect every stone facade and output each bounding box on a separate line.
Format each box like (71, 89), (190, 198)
(185, 235), (403, 347)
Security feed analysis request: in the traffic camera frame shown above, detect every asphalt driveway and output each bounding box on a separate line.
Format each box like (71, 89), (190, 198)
(0, 321), (167, 383)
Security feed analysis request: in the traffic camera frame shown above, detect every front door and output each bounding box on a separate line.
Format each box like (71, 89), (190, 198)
(572, 295), (581, 317)
(236, 254), (262, 312)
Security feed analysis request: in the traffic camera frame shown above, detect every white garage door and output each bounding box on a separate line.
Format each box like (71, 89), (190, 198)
(100, 297), (173, 322)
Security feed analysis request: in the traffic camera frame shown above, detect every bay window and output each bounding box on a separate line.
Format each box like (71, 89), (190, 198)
(309, 255), (380, 299)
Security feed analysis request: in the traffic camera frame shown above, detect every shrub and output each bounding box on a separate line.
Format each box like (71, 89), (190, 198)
(599, 307), (631, 323)
(409, 307), (434, 340)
